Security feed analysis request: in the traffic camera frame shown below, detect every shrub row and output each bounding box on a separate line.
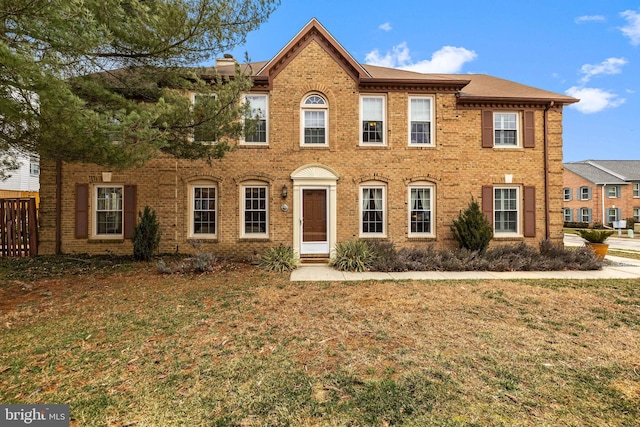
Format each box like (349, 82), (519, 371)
(331, 240), (602, 272)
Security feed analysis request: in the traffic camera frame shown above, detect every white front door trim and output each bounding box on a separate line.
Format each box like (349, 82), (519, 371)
(290, 164), (339, 259)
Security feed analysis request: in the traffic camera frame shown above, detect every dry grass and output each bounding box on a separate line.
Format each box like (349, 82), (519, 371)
(1, 258), (639, 426)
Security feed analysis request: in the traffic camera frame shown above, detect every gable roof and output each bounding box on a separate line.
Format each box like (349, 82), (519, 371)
(233, 18), (578, 106)
(563, 160), (640, 184)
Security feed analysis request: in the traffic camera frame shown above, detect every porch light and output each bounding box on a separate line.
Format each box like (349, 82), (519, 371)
(281, 185), (288, 199)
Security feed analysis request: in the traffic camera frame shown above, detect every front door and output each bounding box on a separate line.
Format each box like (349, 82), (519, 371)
(301, 189), (329, 254)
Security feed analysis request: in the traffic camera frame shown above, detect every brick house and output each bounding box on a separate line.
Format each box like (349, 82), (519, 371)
(563, 160), (640, 227)
(38, 19), (578, 259)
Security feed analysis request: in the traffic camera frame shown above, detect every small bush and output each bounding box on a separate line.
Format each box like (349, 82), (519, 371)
(259, 245), (298, 272)
(132, 206), (161, 261)
(450, 198), (493, 253)
(330, 240), (376, 272)
(578, 229), (614, 243)
(156, 252), (218, 274)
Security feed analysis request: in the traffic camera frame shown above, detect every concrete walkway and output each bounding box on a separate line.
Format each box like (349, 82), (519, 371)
(290, 255), (640, 282)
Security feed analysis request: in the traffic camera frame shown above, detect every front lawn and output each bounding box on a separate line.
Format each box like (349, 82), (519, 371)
(1, 257), (639, 426)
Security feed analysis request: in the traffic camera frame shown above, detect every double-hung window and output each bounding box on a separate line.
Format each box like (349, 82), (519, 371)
(244, 94), (268, 144)
(634, 183), (640, 198)
(607, 185), (620, 198)
(360, 184), (385, 236)
(190, 183), (217, 237)
(579, 186), (591, 200)
(563, 188), (572, 201)
(607, 208), (620, 224)
(361, 96), (385, 144)
(634, 208), (640, 222)
(494, 112), (518, 147)
(409, 96), (433, 146)
(409, 185), (433, 236)
(579, 208), (592, 223)
(29, 156), (40, 176)
(494, 187), (519, 234)
(301, 94), (328, 145)
(95, 186), (123, 237)
(563, 208), (573, 222)
(242, 184), (268, 237)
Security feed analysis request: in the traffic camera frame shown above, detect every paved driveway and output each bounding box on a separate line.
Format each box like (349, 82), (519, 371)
(564, 233), (640, 251)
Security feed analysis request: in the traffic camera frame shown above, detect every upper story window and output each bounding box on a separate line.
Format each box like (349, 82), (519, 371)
(408, 184), (434, 236)
(563, 187), (572, 201)
(494, 112), (518, 146)
(634, 183), (639, 198)
(579, 186), (592, 200)
(607, 185), (620, 198)
(192, 94), (218, 143)
(301, 94), (328, 146)
(360, 183), (386, 237)
(189, 182), (217, 238)
(243, 94), (268, 144)
(494, 187), (519, 235)
(360, 95), (385, 145)
(409, 96), (434, 146)
(94, 185), (123, 237)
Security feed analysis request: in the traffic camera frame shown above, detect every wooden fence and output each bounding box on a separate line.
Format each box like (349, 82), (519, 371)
(0, 198), (38, 257)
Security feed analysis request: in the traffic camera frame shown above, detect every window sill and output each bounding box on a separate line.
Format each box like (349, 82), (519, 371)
(407, 236), (436, 241)
(408, 144), (436, 149)
(300, 145), (330, 149)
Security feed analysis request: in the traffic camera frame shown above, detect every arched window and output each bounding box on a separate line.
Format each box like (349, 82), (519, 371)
(301, 94), (328, 146)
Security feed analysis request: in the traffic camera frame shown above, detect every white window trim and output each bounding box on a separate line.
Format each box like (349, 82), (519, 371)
(606, 185), (620, 198)
(408, 184), (435, 237)
(92, 184), (124, 239)
(242, 94), (269, 145)
(579, 186), (591, 200)
(493, 186), (520, 236)
(408, 96), (435, 147)
(634, 183), (640, 198)
(188, 181), (217, 239)
(360, 95), (386, 146)
(300, 94), (328, 147)
(493, 111), (521, 148)
(634, 207), (640, 221)
(579, 208), (591, 223)
(240, 182), (269, 238)
(359, 183), (386, 237)
(563, 188), (571, 201)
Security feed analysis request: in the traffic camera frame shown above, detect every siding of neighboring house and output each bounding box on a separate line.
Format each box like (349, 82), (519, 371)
(37, 19), (576, 258)
(0, 153), (40, 203)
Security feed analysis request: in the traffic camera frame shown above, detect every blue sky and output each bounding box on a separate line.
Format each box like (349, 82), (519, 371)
(227, 1), (640, 163)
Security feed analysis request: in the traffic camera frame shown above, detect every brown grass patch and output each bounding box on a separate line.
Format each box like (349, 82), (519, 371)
(1, 260), (639, 425)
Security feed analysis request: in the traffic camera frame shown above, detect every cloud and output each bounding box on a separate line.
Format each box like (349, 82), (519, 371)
(378, 22), (392, 32)
(364, 43), (477, 73)
(565, 86), (626, 114)
(579, 57), (628, 83)
(620, 9), (640, 45)
(575, 15), (606, 24)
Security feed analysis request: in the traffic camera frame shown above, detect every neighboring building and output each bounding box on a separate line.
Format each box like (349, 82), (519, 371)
(563, 160), (640, 227)
(0, 151), (40, 201)
(38, 19), (578, 259)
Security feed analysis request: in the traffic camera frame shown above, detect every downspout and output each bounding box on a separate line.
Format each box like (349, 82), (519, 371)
(543, 101), (554, 240)
(601, 185), (605, 225)
(55, 159), (62, 254)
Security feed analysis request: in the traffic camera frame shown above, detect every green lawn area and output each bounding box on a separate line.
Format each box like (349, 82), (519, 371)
(1, 256), (639, 426)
